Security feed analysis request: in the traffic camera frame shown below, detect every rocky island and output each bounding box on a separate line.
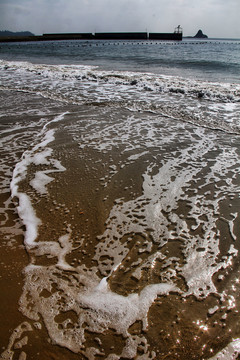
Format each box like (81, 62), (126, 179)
(194, 29), (208, 38)
(184, 29), (208, 39)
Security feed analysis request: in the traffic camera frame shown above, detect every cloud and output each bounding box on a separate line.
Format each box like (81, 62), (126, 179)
(0, 0), (239, 38)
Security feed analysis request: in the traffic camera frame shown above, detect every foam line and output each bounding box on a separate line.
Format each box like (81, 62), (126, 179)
(1, 60), (240, 134)
(10, 112), (67, 247)
(79, 281), (178, 336)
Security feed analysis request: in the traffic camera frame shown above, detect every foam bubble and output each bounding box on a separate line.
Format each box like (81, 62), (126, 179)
(0, 322), (32, 360)
(30, 171), (54, 194)
(19, 247), (177, 356)
(80, 281), (177, 336)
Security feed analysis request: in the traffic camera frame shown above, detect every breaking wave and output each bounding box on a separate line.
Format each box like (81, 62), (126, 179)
(0, 60), (240, 134)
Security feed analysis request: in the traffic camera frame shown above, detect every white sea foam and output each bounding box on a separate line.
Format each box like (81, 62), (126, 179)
(0, 322), (32, 360)
(80, 281), (177, 336)
(1, 59), (240, 134)
(30, 171), (54, 195)
(92, 125), (240, 301)
(10, 112), (67, 247)
(1, 54), (240, 359)
(12, 110), (239, 359)
(18, 240), (177, 357)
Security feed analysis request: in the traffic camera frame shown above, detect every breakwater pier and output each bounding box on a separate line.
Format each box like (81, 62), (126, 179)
(0, 30), (183, 42)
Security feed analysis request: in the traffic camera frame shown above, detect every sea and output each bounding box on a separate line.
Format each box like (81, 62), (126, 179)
(0, 38), (240, 360)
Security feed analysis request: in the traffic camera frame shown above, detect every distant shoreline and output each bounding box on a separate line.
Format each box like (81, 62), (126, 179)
(0, 33), (239, 44)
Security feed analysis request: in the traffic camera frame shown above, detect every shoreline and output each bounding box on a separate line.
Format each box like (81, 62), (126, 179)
(0, 43), (240, 358)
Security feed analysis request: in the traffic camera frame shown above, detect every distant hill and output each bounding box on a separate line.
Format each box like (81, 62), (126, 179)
(0, 30), (35, 37)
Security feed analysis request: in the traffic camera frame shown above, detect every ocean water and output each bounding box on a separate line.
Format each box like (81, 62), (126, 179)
(0, 38), (240, 360)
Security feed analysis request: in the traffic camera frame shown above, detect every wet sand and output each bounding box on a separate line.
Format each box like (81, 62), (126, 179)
(1, 91), (240, 359)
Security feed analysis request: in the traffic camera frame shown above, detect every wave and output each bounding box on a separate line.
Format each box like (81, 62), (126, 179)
(1, 70), (240, 359)
(1, 59), (240, 101)
(1, 59), (240, 136)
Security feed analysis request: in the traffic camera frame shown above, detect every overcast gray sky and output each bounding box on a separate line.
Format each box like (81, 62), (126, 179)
(0, 0), (240, 38)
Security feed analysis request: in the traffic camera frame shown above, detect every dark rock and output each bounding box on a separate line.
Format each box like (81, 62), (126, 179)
(194, 30), (208, 38)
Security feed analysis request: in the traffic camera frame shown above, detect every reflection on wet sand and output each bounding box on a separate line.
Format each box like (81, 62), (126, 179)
(1, 90), (240, 359)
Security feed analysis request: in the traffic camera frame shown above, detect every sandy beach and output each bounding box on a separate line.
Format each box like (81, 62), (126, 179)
(1, 86), (240, 359)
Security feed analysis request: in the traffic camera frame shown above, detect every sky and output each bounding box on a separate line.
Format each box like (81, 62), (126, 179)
(0, 0), (240, 38)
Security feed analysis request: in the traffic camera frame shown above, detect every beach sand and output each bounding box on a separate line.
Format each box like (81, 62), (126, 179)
(1, 90), (240, 359)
